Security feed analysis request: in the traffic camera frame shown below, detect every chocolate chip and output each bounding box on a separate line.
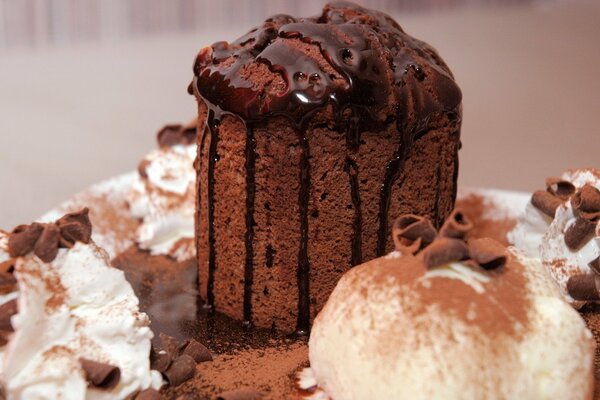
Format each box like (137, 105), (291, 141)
(590, 256), (600, 275)
(8, 223), (43, 257)
(531, 190), (563, 218)
(33, 224), (60, 263)
(571, 184), (600, 221)
(438, 209), (473, 239)
(392, 214), (436, 255)
(422, 238), (470, 269)
(180, 339), (212, 363)
(150, 348), (172, 373)
(135, 388), (160, 400)
(564, 217), (595, 250)
(467, 238), (507, 270)
(0, 299), (17, 331)
(545, 177), (576, 200)
(567, 275), (600, 301)
(79, 358), (121, 390)
(216, 389), (263, 400)
(56, 208), (92, 246)
(163, 355), (196, 387)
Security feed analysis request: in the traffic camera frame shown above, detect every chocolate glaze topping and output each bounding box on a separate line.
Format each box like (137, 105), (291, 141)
(192, 1), (462, 333)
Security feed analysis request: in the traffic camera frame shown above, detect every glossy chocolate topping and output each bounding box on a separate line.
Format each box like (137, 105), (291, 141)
(192, 1), (462, 333)
(192, 1), (461, 129)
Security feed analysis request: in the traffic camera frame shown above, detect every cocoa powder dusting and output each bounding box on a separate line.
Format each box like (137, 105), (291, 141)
(456, 194), (516, 246)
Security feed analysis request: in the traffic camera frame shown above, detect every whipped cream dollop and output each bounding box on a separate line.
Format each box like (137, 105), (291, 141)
(0, 231), (162, 399)
(310, 212), (594, 399)
(127, 123), (197, 261)
(508, 169), (600, 306)
(309, 249), (594, 400)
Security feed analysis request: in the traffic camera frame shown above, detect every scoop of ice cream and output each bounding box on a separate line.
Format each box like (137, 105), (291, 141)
(127, 122), (197, 261)
(309, 213), (594, 400)
(0, 211), (162, 399)
(508, 169), (600, 306)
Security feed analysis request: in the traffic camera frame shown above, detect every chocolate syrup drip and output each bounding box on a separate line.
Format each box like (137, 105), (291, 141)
(345, 157), (362, 266)
(296, 135), (311, 335)
(376, 129), (414, 256)
(243, 127), (257, 326)
(192, 2), (462, 330)
(206, 111), (219, 309)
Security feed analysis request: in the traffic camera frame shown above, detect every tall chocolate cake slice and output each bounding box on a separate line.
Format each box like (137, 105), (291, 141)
(190, 1), (463, 332)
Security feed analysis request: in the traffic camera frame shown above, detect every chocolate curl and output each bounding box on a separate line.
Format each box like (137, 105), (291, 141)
(590, 256), (600, 275)
(157, 124), (184, 147)
(567, 275), (600, 301)
(163, 355), (196, 387)
(216, 390), (263, 400)
(79, 358), (121, 390)
(159, 333), (179, 358)
(56, 208), (93, 247)
(531, 190), (563, 218)
(392, 215), (436, 255)
(422, 238), (470, 269)
(135, 389), (160, 400)
(438, 209), (473, 239)
(564, 218), (595, 250)
(0, 299), (17, 332)
(150, 348), (172, 373)
(0, 272), (17, 295)
(179, 339), (212, 363)
(546, 177), (576, 200)
(0, 259), (15, 274)
(467, 238), (507, 270)
(8, 223), (43, 257)
(33, 224), (60, 263)
(571, 184), (600, 221)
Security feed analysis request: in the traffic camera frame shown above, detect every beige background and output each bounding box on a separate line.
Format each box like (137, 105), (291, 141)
(0, 0), (599, 228)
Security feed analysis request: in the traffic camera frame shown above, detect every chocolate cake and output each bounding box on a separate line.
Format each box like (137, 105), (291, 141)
(190, 1), (463, 332)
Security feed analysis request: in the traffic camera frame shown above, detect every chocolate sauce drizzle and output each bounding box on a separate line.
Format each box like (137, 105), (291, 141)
(345, 157), (362, 266)
(243, 127), (257, 326)
(192, 2), (462, 332)
(206, 111), (219, 309)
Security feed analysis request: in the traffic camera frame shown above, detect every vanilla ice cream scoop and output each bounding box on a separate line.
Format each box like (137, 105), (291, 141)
(509, 169), (600, 306)
(127, 122), (197, 261)
(0, 210), (162, 399)
(309, 212), (594, 400)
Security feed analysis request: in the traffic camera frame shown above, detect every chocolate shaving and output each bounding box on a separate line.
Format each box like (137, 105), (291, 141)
(79, 358), (121, 390)
(135, 388), (160, 400)
(8, 223), (43, 257)
(546, 177), (576, 200)
(179, 339), (212, 363)
(216, 390), (263, 400)
(438, 210), (473, 239)
(571, 184), (600, 221)
(567, 275), (600, 301)
(392, 215), (436, 255)
(163, 355), (196, 387)
(531, 190), (563, 218)
(0, 299), (17, 332)
(422, 238), (470, 269)
(33, 224), (60, 263)
(564, 217), (595, 250)
(150, 348), (172, 373)
(467, 238), (507, 270)
(590, 256), (600, 275)
(56, 208), (93, 246)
